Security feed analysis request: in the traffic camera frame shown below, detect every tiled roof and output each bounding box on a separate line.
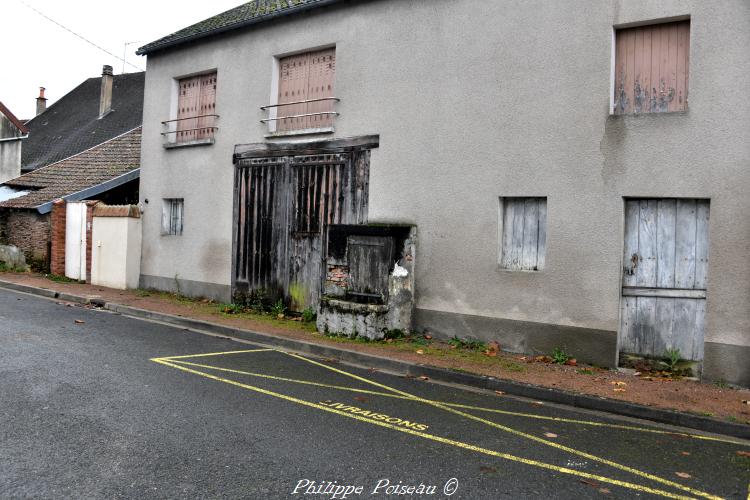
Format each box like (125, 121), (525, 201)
(22, 72), (144, 172)
(137, 0), (344, 55)
(1, 128), (141, 211)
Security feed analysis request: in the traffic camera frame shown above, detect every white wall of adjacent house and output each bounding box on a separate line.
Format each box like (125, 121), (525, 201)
(91, 216), (141, 290)
(64, 202), (87, 281)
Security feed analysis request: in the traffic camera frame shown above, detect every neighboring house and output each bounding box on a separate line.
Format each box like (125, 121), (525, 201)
(22, 67), (144, 172)
(0, 101), (28, 184)
(0, 66), (144, 269)
(136, 0), (750, 386)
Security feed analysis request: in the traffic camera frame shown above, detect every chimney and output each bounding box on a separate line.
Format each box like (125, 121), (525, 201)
(36, 87), (47, 116)
(99, 65), (113, 118)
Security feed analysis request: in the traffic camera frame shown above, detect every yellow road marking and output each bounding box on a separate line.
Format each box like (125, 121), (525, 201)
(285, 352), (721, 500)
(168, 358), (744, 446)
(158, 348), (273, 360)
(151, 357), (698, 500)
(169, 359), (398, 396)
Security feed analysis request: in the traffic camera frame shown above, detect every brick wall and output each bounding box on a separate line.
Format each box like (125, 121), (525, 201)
(0, 209), (51, 271)
(50, 199), (66, 275)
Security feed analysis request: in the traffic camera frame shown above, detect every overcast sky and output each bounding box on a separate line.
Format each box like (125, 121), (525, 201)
(2, 0), (245, 120)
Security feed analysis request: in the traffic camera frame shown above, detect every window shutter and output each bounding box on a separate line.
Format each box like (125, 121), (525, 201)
(614, 20), (690, 114)
(307, 48), (336, 129)
(277, 48), (336, 131)
(177, 76), (200, 142)
(500, 198), (547, 271)
(278, 53), (310, 131)
(197, 73), (217, 139)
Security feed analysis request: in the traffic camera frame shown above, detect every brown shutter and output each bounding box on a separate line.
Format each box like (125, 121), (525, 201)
(307, 48), (336, 129)
(177, 76), (200, 142)
(176, 72), (216, 142)
(614, 20), (689, 114)
(278, 53), (310, 131)
(277, 48), (336, 131)
(197, 72), (217, 140)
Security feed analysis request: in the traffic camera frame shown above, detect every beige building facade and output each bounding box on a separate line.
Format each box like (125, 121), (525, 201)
(138, 0), (750, 385)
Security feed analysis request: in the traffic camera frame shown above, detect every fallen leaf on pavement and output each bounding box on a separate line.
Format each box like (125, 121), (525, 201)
(532, 401), (544, 407)
(479, 466), (497, 473)
(680, 451), (691, 456)
(674, 472), (691, 479)
(418, 376), (429, 381)
(599, 488), (611, 494)
(354, 396), (369, 403)
(495, 390), (506, 395)
(544, 432), (558, 438)
(74, 319), (85, 324)
(579, 479), (600, 488)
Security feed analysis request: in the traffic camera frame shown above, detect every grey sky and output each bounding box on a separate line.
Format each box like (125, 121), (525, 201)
(2, 0), (244, 119)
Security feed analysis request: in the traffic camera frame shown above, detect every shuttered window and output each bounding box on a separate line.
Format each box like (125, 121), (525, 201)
(613, 20), (690, 114)
(176, 72), (217, 142)
(499, 198), (547, 271)
(277, 48), (336, 132)
(161, 199), (184, 236)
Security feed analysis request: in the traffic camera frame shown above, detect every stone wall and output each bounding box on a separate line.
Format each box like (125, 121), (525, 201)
(0, 210), (50, 270)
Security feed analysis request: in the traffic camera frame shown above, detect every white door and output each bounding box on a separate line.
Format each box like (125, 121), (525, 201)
(620, 199), (709, 362)
(65, 202), (88, 281)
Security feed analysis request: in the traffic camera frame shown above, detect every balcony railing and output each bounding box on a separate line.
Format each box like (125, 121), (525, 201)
(161, 114), (219, 145)
(261, 97), (339, 133)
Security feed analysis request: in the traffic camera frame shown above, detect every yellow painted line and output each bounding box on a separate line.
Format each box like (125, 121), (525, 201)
(168, 359), (399, 397)
(158, 348), (273, 361)
(168, 358), (746, 446)
(151, 357), (697, 500)
(284, 352), (722, 500)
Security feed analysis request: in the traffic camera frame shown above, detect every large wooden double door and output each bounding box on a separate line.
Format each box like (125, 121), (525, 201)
(232, 142), (373, 312)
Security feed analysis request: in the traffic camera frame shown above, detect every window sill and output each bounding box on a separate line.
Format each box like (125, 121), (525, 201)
(608, 109), (688, 118)
(163, 138), (215, 149)
(265, 127), (334, 139)
(496, 265), (544, 274)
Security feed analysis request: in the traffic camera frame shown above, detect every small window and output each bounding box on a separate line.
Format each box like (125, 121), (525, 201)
(613, 20), (690, 114)
(162, 199), (184, 236)
(274, 48), (336, 132)
(175, 72), (217, 143)
(499, 197), (547, 271)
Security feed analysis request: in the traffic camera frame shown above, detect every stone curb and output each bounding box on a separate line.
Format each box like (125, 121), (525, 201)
(2, 279), (748, 440)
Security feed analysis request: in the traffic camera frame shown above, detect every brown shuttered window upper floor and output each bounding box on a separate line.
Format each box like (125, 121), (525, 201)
(272, 48), (337, 132)
(613, 20), (690, 114)
(174, 72), (218, 143)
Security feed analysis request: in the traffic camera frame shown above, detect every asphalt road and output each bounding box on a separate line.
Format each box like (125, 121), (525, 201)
(1, 288), (748, 499)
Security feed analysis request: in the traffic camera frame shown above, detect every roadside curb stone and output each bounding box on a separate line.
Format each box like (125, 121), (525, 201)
(1, 279), (748, 440)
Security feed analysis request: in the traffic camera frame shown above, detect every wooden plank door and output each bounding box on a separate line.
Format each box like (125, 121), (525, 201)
(233, 150), (370, 312)
(620, 199), (709, 361)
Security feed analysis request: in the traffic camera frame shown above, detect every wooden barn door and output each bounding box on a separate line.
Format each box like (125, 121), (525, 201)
(233, 150), (370, 312)
(620, 199), (710, 362)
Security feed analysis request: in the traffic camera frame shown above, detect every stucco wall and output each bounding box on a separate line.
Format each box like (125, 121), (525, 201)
(139, 0), (750, 377)
(91, 216), (142, 289)
(0, 139), (22, 184)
